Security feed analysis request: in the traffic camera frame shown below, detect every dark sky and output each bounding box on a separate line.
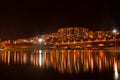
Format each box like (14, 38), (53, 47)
(0, 0), (120, 40)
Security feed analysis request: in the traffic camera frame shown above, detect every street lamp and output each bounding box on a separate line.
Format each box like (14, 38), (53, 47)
(113, 29), (117, 33)
(38, 38), (43, 43)
(112, 29), (117, 51)
(38, 38), (43, 49)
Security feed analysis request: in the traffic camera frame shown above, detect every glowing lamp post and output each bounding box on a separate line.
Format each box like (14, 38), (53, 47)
(113, 29), (117, 34)
(39, 38), (43, 42)
(38, 38), (43, 49)
(112, 29), (117, 50)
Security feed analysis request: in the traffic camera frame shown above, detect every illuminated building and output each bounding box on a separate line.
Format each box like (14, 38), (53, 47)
(58, 27), (89, 43)
(1, 27), (120, 49)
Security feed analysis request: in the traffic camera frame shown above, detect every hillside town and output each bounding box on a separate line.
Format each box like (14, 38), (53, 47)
(0, 27), (120, 49)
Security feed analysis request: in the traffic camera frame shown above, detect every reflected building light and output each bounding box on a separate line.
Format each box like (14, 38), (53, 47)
(74, 65), (78, 73)
(23, 54), (27, 64)
(20, 53), (23, 64)
(4, 51), (7, 64)
(1, 49), (119, 74)
(90, 58), (94, 72)
(110, 60), (112, 67)
(45, 60), (49, 68)
(61, 65), (64, 73)
(53, 63), (57, 70)
(34, 50), (39, 54)
(0, 54), (1, 61)
(14, 51), (16, 64)
(73, 54), (76, 64)
(7, 51), (10, 65)
(104, 56), (107, 68)
(99, 50), (104, 57)
(1, 52), (5, 63)
(84, 61), (88, 72)
(39, 50), (42, 67)
(86, 61), (89, 71)
(1, 53), (3, 62)
(114, 60), (119, 80)
(96, 56), (99, 66)
(17, 53), (20, 63)
(30, 54), (33, 63)
(77, 61), (80, 72)
(63, 60), (67, 71)
(99, 58), (102, 71)
(33, 55), (36, 66)
(67, 54), (71, 69)
(50, 55), (54, 64)
(35, 55), (39, 67)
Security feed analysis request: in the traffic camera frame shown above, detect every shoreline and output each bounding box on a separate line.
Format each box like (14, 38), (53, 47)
(1, 46), (120, 51)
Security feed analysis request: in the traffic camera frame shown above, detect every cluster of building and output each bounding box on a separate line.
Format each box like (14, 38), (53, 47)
(1, 27), (120, 46)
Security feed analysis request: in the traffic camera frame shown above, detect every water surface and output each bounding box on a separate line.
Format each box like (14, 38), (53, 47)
(0, 49), (120, 80)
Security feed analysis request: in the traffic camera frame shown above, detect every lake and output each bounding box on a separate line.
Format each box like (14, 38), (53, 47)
(0, 49), (120, 80)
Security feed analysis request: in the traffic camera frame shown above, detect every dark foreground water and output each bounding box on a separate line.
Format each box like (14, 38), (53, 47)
(0, 49), (120, 80)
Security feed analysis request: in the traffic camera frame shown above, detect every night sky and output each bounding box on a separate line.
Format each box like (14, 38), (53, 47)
(0, 0), (120, 40)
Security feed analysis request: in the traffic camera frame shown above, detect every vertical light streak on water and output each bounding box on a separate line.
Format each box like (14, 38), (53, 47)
(23, 54), (27, 64)
(7, 51), (10, 65)
(30, 54), (33, 64)
(114, 59), (119, 80)
(14, 51), (16, 64)
(39, 50), (42, 67)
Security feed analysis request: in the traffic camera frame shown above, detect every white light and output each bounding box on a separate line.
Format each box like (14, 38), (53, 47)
(113, 29), (117, 33)
(114, 61), (119, 80)
(39, 52), (42, 67)
(39, 50), (42, 53)
(38, 38), (43, 42)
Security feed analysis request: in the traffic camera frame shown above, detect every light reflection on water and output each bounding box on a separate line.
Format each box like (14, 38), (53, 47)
(0, 49), (120, 79)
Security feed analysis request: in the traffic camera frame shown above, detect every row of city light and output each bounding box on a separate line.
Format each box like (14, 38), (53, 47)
(0, 28), (119, 45)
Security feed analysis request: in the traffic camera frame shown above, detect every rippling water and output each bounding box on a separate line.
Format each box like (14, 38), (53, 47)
(0, 49), (120, 80)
